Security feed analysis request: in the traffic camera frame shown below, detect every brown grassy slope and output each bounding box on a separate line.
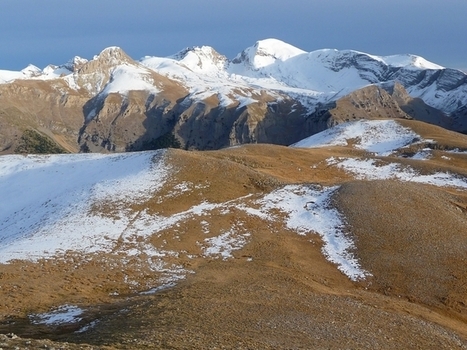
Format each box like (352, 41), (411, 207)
(398, 118), (467, 150)
(64, 145), (467, 349)
(334, 181), (467, 320)
(2, 122), (467, 348)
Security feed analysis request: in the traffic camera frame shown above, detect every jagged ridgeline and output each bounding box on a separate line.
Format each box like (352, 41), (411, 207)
(1, 39), (466, 154)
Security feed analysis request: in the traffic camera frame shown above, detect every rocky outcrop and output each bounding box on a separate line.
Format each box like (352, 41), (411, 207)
(300, 83), (456, 135)
(0, 79), (87, 153)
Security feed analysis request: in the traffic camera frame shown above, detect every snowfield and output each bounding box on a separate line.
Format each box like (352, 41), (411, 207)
(291, 119), (424, 156)
(0, 151), (170, 262)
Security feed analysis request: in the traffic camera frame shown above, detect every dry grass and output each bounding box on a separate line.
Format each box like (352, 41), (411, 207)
(334, 181), (467, 320)
(1, 123), (467, 348)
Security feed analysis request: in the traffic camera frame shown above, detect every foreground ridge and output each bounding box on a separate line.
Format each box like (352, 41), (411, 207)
(1, 118), (467, 348)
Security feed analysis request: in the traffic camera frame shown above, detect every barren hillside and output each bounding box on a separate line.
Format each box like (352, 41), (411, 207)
(0, 118), (467, 349)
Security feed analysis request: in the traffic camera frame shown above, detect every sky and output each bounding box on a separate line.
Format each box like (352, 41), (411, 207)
(0, 0), (466, 72)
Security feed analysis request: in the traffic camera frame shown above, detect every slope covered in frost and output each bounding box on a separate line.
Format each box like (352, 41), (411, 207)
(0, 150), (370, 282)
(0, 151), (169, 261)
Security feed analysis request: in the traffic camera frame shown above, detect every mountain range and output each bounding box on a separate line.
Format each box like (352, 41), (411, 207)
(1, 38), (466, 154)
(1, 39), (467, 349)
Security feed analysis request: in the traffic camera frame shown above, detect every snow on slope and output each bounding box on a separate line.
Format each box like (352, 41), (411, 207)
(231, 38), (306, 70)
(141, 38), (462, 112)
(2, 147), (466, 293)
(291, 119), (424, 156)
(327, 157), (467, 189)
(101, 63), (160, 95)
(292, 118), (467, 189)
(258, 185), (369, 281)
(29, 305), (84, 326)
(140, 46), (281, 108)
(140, 50), (241, 107)
(0, 150), (371, 282)
(376, 54), (444, 70)
(0, 65), (44, 83)
(0, 69), (22, 83)
(227, 40), (451, 102)
(0, 61), (82, 84)
(0, 151), (170, 262)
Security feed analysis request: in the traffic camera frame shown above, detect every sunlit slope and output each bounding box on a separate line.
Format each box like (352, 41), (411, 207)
(1, 118), (467, 348)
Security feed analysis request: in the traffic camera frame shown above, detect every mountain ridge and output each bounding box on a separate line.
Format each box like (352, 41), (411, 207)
(1, 38), (466, 154)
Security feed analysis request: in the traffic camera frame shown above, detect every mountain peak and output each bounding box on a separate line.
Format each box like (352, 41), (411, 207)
(21, 64), (42, 77)
(379, 53), (444, 70)
(61, 56), (88, 72)
(72, 46), (138, 96)
(171, 46), (228, 73)
(173, 45), (221, 59)
(253, 38), (306, 59)
(92, 46), (133, 65)
(232, 38), (306, 69)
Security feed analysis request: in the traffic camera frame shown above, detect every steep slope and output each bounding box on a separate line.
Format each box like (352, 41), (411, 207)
(227, 39), (467, 116)
(297, 81), (459, 137)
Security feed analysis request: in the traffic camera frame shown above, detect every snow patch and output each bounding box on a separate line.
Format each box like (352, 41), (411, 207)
(258, 185), (369, 281)
(102, 64), (159, 95)
(29, 305), (83, 326)
(410, 149), (432, 160)
(292, 120), (422, 156)
(328, 157), (467, 188)
(202, 230), (251, 260)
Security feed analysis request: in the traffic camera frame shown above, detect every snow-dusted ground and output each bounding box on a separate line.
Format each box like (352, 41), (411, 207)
(0, 149), (371, 283)
(258, 185), (369, 280)
(0, 151), (170, 262)
(292, 119), (467, 189)
(29, 305), (84, 326)
(202, 230), (251, 260)
(2, 118), (467, 297)
(327, 157), (467, 189)
(101, 64), (160, 96)
(292, 119), (425, 156)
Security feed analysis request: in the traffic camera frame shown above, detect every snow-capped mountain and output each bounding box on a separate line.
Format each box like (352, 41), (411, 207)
(2, 39), (467, 348)
(0, 38), (466, 154)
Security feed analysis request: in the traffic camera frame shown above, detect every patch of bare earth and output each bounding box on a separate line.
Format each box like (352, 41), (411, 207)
(1, 138), (467, 348)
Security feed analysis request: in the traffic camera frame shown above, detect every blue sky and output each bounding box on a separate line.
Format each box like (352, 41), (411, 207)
(1, 0), (466, 71)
